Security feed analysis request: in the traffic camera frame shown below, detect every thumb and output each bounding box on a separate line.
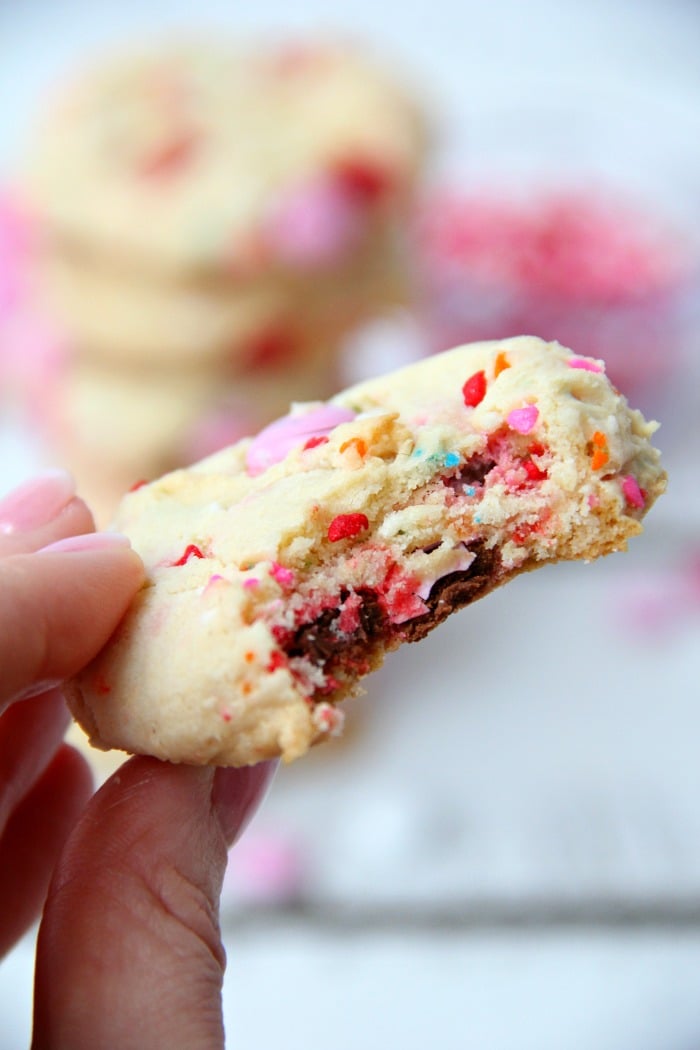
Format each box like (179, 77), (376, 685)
(32, 756), (275, 1050)
(0, 537), (144, 711)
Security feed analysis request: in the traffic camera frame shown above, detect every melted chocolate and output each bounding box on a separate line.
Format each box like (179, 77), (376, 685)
(281, 544), (502, 679)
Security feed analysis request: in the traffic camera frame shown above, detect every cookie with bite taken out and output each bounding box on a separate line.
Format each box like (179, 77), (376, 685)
(65, 336), (666, 766)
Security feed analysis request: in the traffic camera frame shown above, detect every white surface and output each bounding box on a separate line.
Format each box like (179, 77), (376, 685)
(2, 1), (700, 1048)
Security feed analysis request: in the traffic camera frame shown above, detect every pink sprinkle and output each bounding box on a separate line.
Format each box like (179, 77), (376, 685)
(569, 356), (604, 373)
(621, 474), (645, 509)
(588, 493), (600, 508)
(270, 562), (295, 587)
(243, 577), (260, 589)
(203, 573), (224, 591)
(507, 405), (539, 434)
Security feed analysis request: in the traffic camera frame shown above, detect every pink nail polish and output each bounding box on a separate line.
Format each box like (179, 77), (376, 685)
(0, 470), (76, 535)
(38, 532), (132, 554)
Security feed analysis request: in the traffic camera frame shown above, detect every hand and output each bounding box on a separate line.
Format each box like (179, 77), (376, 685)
(0, 472), (274, 1049)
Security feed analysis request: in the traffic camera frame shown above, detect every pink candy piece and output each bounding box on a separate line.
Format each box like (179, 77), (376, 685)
(264, 174), (364, 268)
(621, 474), (645, 509)
(507, 404), (539, 434)
(569, 356), (604, 373)
(270, 562), (294, 587)
(246, 403), (356, 475)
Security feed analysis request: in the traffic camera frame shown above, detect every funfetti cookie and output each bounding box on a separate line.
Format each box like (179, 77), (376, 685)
(27, 40), (424, 273)
(25, 39), (425, 367)
(65, 337), (666, 767)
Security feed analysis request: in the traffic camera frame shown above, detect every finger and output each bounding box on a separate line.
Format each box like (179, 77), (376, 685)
(0, 689), (71, 831)
(33, 756), (275, 1050)
(0, 540), (144, 712)
(0, 743), (93, 958)
(0, 471), (95, 557)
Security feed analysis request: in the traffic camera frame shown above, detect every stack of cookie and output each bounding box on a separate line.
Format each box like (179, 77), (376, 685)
(22, 40), (426, 521)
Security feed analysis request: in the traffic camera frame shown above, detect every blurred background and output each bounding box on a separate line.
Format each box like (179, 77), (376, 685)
(2, 1), (700, 1047)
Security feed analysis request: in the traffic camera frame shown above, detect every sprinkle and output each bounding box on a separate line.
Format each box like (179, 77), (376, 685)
(464, 485), (476, 497)
(569, 356), (604, 373)
(332, 157), (392, 201)
(494, 351), (511, 377)
(528, 442), (546, 457)
(138, 131), (198, 179)
(172, 544), (205, 566)
(339, 437), (368, 457)
(588, 493), (600, 508)
(244, 651), (256, 663)
(444, 451), (460, 467)
(590, 431), (609, 471)
(203, 573), (225, 594)
(128, 479), (149, 492)
(243, 577), (260, 589)
(523, 459), (548, 482)
(621, 474), (646, 508)
(267, 650), (287, 673)
(270, 562), (295, 587)
(328, 513), (369, 542)
(303, 435), (329, 451)
(507, 405), (539, 434)
(462, 370), (487, 407)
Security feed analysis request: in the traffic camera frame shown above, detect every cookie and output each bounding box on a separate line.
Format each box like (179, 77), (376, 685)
(65, 337), (666, 766)
(26, 40), (424, 273)
(37, 220), (408, 366)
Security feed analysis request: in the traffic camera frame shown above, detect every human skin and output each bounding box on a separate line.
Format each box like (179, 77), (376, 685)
(0, 472), (274, 1049)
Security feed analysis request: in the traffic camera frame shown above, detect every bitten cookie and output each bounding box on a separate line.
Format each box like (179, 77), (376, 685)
(65, 337), (666, 766)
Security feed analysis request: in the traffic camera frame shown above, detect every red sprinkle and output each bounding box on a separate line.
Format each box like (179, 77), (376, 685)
(528, 442), (546, 457)
(328, 513), (369, 542)
(303, 435), (329, 451)
(138, 131), (198, 179)
(462, 370), (487, 407)
(267, 650), (288, 673)
(242, 325), (298, 370)
(523, 458), (548, 482)
(333, 157), (392, 201)
(172, 544), (205, 566)
(128, 479), (149, 492)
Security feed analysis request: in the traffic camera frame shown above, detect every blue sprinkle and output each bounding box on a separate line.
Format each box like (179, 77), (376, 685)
(412, 447), (423, 457)
(464, 485), (476, 497)
(444, 452), (460, 467)
(474, 513), (482, 524)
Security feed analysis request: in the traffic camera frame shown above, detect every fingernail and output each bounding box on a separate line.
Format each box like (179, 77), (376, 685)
(0, 470), (75, 535)
(212, 761), (278, 847)
(38, 531), (132, 554)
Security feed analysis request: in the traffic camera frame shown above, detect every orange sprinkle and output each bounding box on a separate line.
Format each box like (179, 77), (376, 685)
(592, 431), (607, 449)
(241, 682), (252, 695)
(591, 449), (609, 470)
(339, 437), (367, 457)
(244, 651), (255, 663)
(494, 352), (511, 377)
